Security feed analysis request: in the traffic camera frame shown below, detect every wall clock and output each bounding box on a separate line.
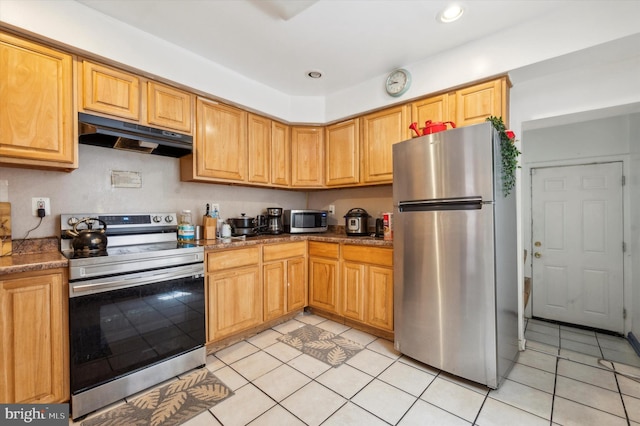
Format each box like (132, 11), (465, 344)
(385, 68), (411, 97)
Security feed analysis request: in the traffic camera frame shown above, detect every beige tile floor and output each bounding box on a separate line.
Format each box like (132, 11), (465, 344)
(74, 314), (640, 425)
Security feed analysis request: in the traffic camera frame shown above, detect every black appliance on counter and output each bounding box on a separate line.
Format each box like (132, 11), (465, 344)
(60, 212), (205, 420)
(344, 207), (370, 236)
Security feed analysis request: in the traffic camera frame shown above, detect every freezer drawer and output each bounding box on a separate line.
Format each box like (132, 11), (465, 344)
(394, 205), (499, 387)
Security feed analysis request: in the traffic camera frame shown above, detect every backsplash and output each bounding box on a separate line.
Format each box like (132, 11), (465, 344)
(0, 144), (306, 239)
(0, 144), (392, 240)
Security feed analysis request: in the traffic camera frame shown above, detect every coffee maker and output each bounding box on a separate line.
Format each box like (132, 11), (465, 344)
(266, 207), (284, 234)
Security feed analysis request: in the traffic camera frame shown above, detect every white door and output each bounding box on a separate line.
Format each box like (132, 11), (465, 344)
(531, 162), (624, 333)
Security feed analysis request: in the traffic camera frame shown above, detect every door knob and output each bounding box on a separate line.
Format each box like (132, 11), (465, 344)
(534, 252), (542, 258)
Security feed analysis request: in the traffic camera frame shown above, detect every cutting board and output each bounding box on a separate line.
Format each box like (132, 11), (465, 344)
(0, 202), (11, 255)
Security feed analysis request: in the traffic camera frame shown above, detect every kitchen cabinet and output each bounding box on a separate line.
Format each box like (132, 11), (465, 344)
(80, 60), (194, 133)
(146, 81), (193, 133)
(247, 113), (271, 185)
(410, 93), (452, 132)
(0, 31), (77, 171)
(308, 241), (340, 314)
(453, 77), (510, 127)
(0, 269), (69, 403)
(271, 121), (291, 187)
(263, 241), (307, 321)
(341, 245), (393, 331)
(325, 119), (360, 187)
(183, 98), (247, 183)
(360, 104), (411, 184)
(81, 60), (140, 121)
(206, 247), (262, 342)
(291, 126), (324, 188)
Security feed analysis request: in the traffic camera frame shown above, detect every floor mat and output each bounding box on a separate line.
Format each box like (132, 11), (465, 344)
(278, 324), (364, 367)
(81, 369), (233, 426)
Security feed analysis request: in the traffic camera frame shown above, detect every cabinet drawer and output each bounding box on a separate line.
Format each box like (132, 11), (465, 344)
(263, 241), (306, 262)
(308, 241), (339, 259)
(342, 245), (393, 267)
(207, 247), (260, 272)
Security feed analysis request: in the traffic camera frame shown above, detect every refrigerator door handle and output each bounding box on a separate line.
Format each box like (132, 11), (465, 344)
(398, 197), (483, 212)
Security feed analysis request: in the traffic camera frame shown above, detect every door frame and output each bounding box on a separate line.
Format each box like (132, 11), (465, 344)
(520, 155), (632, 336)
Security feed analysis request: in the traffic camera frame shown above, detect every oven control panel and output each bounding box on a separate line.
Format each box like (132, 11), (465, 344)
(61, 212), (178, 233)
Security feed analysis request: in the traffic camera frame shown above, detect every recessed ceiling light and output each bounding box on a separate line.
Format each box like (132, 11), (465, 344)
(437, 5), (464, 23)
(307, 71), (322, 79)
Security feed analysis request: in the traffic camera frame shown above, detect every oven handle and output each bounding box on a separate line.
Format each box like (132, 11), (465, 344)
(70, 264), (203, 296)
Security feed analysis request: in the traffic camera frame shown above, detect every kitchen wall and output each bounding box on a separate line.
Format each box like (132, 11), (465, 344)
(307, 185), (393, 228)
(510, 49), (640, 336)
(0, 145), (306, 239)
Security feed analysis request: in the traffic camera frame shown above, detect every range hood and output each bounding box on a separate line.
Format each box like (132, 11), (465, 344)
(78, 113), (193, 157)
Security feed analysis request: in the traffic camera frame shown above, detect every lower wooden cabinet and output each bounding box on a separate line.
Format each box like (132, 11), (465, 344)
(206, 247), (262, 342)
(263, 242), (307, 321)
(0, 268), (69, 403)
(308, 241), (340, 314)
(341, 245), (394, 331)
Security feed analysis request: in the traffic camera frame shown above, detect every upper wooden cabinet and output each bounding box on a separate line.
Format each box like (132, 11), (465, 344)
(81, 61), (140, 121)
(80, 60), (193, 133)
(325, 119), (359, 187)
(0, 269), (69, 403)
(188, 98), (247, 183)
(0, 31), (77, 171)
(360, 104), (411, 184)
(146, 81), (193, 133)
(410, 93), (451, 130)
(271, 121), (291, 187)
(247, 113), (271, 185)
(454, 77), (509, 127)
(291, 126), (324, 188)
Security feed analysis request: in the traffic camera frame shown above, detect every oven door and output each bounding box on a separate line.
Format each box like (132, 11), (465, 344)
(69, 268), (205, 395)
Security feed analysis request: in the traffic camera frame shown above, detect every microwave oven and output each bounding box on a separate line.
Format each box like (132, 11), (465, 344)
(283, 209), (328, 233)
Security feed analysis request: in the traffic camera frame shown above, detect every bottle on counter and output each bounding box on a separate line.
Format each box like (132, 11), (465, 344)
(178, 210), (195, 242)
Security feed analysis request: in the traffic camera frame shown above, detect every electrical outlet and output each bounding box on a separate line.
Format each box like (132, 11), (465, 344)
(32, 197), (51, 217)
(328, 204), (335, 215)
(210, 203), (220, 215)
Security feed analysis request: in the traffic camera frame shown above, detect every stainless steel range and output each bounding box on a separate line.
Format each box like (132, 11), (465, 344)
(60, 212), (206, 420)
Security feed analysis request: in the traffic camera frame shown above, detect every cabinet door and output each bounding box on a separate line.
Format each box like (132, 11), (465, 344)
(147, 81), (193, 133)
(0, 270), (68, 403)
(287, 257), (307, 312)
(247, 113), (271, 185)
(263, 261), (285, 321)
(82, 60), (140, 120)
(207, 266), (261, 342)
(308, 257), (339, 313)
(410, 94), (450, 132)
(0, 32), (76, 169)
(325, 119), (359, 186)
(361, 105), (411, 183)
(366, 266), (394, 331)
(271, 121), (290, 187)
(196, 98), (247, 181)
(454, 78), (509, 127)
(342, 262), (365, 321)
(291, 126), (324, 188)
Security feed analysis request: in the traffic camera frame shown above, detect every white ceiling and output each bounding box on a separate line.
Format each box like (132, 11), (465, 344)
(74, 0), (574, 97)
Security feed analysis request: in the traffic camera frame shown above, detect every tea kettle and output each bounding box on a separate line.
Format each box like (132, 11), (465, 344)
(410, 120), (456, 137)
(65, 217), (108, 252)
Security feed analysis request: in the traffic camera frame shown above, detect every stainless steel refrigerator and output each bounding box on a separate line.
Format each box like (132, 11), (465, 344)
(393, 122), (518, 389)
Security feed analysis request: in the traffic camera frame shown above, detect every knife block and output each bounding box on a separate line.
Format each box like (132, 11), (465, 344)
(202, 216), (217, 240)
(0, 202), (11, 256)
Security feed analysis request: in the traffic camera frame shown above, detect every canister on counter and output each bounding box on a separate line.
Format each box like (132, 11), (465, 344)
(383, 212), (393, 241)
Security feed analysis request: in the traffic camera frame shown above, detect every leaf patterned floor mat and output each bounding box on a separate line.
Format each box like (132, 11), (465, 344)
(278, 324), (365, 367)
(81, 369), (233, 426)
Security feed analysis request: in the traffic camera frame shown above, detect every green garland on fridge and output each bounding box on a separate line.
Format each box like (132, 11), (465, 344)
(487, 116), (521, 197)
